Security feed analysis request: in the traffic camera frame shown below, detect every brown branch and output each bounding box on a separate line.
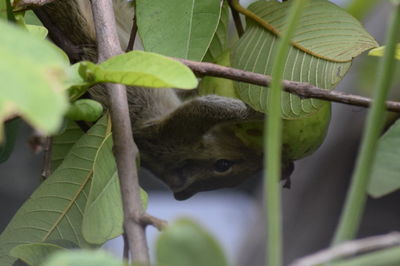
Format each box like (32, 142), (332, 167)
(126, 15), (137, 52)
(141, 214), (168, 231)
(32, 4), (400, 113)
(289, 232), (400, 266)
(89, 0), (150, 263)
(228, 0), (244, 37)
(174, 58), (400, 113)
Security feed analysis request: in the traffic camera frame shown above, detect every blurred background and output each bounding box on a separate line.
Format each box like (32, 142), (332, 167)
(1, 0), (399, 265)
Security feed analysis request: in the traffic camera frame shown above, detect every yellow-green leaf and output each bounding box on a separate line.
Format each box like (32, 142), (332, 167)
(0, 20), (69, 136)
(156, 218), (228, 266)
(79, 51), (197, 89)
(41, 250), (123, 266)
(368, 44), (400, 60)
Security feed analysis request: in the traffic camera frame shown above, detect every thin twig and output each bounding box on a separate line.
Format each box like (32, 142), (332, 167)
(27, 9), (400, 114)
(141, 214), (168, 231)
(228, 0), (244, 37)
(89, 0), (150, 263)
(289, 232), (400, 266)
(174, 58), (400, 113)
(126, 16), (137, 52)
(41, 137), (52, 179)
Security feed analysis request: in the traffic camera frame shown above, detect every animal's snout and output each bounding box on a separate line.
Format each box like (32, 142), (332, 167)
(166, 175), (187, 191)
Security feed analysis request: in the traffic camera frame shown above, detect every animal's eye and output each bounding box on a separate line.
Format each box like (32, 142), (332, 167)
(214, 159), (234, 173)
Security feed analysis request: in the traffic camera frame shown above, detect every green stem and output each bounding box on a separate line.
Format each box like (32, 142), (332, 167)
(264, 1), (308, 266)
(332, 3), (400, 245)
(5, 0), (16, 22)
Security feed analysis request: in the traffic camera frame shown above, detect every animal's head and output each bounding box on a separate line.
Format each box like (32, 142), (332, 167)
(136, 121), (263, 200)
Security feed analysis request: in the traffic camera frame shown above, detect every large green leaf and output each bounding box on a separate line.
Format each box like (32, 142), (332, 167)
(82, 135), (148, 244)
(41, 250), (123, 266)
(0, 116), (110, 265)
(368, 119), (400, 198)
(79, 51), (197, 89)
(203, 1), (230, 63)
(10, 243), (66, 266)
(231, 0), (377, 118)
(136, 0), (222, 61)
(50, 120), (84, 172)
(0, 20), (69, 136)
(156, 218), (228, 266)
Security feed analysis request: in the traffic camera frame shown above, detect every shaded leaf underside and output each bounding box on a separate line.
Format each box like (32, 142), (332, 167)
(0, 117), (109, 265)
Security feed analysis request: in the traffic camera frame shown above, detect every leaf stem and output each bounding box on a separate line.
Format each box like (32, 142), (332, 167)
(332, 2), (400, 245)
(264, 1), (308, 266)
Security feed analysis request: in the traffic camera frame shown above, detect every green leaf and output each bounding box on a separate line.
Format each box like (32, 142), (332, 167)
(156, 218), (228, 266)
(199, 50), (238, 98)
(0, 116), (110, 265)
(345, 0), (379, 20)
(330, 246), (400, 266)
(82, 134), (148, 244)
(0, 118), (20, 163)
(66, 99), (103, 122)
(136, 0), (222, 61)
(368, 44), (400, 60)
(24, 10), (43, 26)
(41, 250), (123, 266)
(203, 1), (230, 63)
(51, 120), (84, 172)
(231, 0), (377, 118)
(26, 25), (48, 39)
(0, 20), (69, 135)
(0, 0), (6, 19)
(66, 63), (92, 101)
(368, 119), (400, 197)
(10, 243), (66, 266)
(79, 51), (197, 89)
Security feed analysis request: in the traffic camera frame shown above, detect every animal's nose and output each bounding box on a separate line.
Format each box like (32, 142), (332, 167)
(167, 175), (186, 191)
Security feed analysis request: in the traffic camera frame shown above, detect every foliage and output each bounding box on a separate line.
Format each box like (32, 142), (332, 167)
(368, 119), (400, 197)
(1, 0), (400, 266)
(0, 19), (69, 137)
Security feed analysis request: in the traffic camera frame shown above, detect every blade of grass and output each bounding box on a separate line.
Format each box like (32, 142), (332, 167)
(332, 2), (400, 245)
(264, 1), (308, 266)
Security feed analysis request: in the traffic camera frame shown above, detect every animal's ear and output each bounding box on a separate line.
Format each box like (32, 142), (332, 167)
(137, 95), (263, 143)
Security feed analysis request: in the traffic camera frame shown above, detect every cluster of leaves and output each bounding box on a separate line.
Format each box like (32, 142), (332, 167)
(1, 0), (400, 265)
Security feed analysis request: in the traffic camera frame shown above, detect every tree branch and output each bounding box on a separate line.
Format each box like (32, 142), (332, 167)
(126, 11), (137, 52)
(175, 58), (400, 113)
(33, 8), (400, 114)
(228, 0), (244, 37)
(89, 0), (150, 263)
(289, 232), (400, 266)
